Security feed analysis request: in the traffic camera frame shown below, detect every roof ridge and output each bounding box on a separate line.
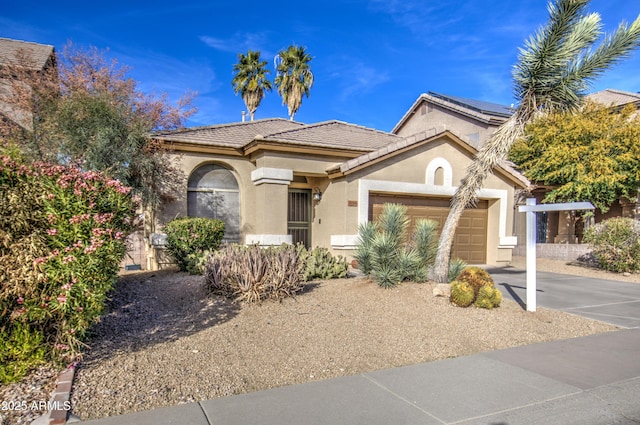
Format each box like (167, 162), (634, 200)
(0, 37), (55, 49)
(153, 118), (303, 136)
(600, 88), (640, 98)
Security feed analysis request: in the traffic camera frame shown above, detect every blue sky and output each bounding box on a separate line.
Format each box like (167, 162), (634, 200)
(2, 1), (639, 131)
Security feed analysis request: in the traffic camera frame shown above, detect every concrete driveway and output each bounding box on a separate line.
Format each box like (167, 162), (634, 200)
(487, 266), (640, 328)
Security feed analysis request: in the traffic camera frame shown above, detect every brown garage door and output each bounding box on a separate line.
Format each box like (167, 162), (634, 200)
(370, 194), (488, 264)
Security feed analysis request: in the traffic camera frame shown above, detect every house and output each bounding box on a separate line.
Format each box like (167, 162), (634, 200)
(150, 117), (527, 270)
(392, 91), (514, 149)
(393, 89), (639, 260)
(518, 88), (640, 255)
(0, 38), (56, 134)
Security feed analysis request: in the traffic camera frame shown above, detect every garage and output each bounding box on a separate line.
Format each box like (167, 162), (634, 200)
(370, 193), (488, 264)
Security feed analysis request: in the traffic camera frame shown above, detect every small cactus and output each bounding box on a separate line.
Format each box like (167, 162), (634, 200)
(474, 285), (503, 309)
(450, 280), (475, 307)
(456, 266), (495, 296)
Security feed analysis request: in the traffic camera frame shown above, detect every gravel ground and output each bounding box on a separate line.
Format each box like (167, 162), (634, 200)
(0, 256), (627, 424)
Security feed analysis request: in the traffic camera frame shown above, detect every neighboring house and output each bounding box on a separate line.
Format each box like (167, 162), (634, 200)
(393, 89), (640, 260)
(151, 118), (526, 270)
(0, 38), (56, 133)
(392, 91), (514, 149)
(521, 88), (640, 252)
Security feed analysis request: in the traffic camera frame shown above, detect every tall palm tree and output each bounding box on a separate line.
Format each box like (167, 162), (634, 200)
(432, 0), (640, 283)
(274, 45), (314, 120)
(232, 50), (272, 121)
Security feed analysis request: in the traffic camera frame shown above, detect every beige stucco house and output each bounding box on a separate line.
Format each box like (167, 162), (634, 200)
(393, 90), (639, 260)
(150, 115), (527, 270)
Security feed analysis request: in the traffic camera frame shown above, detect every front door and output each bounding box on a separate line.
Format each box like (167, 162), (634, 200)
(288, 189), (311, 248)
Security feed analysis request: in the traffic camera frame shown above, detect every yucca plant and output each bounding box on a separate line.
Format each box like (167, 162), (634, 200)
(354, 220), (378, 275)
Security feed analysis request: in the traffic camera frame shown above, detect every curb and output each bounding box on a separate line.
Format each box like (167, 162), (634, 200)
(31, 365), (78, 425)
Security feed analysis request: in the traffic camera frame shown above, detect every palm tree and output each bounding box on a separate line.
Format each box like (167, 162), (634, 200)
(232, 50), (272, 121)
(274, 45), (314, 120)
(432, 0), (640, 283)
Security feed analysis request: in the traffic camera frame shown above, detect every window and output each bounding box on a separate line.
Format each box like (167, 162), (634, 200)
(187, 164), (240, 242)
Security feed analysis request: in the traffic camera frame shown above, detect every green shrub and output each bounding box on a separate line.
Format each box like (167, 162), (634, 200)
(0, 155), (137, 382)
(297, 245), (348, 281)
(450, 266), (502, 309)
(0, 324), (46, 384)
(583, 217), (640, 273)
(164, 217), (225, 274)
(204, 244), (304, 303)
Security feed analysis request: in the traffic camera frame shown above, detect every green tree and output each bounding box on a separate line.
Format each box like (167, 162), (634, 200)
(1, 43), (195, 212)
(232, 50), (272, 121)
(274, 45), (314, 121)
(509, 100), (640, 213)
(433, 0), (640, 283)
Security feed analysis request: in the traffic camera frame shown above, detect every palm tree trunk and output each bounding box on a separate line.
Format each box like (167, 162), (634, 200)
(433, 114), (526, 283)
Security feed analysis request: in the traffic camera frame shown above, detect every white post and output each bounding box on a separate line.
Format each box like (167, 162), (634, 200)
(525, 198), (537, 312)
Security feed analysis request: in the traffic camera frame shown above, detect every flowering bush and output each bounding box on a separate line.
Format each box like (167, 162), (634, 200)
(0, 154), (137, 383)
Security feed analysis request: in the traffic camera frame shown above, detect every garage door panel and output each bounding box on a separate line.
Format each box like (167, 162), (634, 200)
(370, 194), (487, 264)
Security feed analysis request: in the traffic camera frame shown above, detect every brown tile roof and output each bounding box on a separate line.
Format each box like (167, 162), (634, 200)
(587, 88), (640, 107)
(262, 120), (401, 151)
(153, 119), (305, 148)
(330, 126), (529, 188)
(0, 38), (55, 71)
(154, 119), (401, 152)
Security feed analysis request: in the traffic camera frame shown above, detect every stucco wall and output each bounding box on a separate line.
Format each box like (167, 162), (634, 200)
(395, 102), (499, 149)
(322, 135), (519, 265)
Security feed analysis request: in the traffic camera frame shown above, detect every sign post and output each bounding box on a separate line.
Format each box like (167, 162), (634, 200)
(517, 199), (594, 311)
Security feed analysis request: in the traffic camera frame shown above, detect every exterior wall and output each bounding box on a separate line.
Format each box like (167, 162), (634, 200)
(148, 134), (520, 268)
(324, 136), (519, 265)
(395, 101), (499, 149)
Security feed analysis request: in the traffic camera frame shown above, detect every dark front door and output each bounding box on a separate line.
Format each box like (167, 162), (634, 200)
(288, 189), (311, 248)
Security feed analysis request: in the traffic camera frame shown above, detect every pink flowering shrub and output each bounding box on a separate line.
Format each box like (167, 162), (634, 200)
(0, 155), (137, 383)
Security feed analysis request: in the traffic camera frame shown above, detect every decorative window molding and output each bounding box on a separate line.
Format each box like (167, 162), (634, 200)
(425, 157), (453, 187)
(251, 167), (293, 185)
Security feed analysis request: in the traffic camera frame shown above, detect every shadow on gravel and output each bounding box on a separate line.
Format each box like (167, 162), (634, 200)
(82, 270), (241, 363)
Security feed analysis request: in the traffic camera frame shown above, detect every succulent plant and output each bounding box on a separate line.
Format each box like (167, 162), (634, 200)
(450, 280), (475, 307)
(474, 285), (503, 309)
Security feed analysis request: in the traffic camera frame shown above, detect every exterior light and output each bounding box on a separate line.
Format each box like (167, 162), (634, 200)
(313, 187), (322, 202)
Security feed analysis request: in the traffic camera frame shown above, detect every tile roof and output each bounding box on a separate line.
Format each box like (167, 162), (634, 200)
(153, 119), (305, 148)
(428, 92), (515, 118)
(262, 120), (401, 151)
(391, 92), (514, 134)
(0, 38), (55, 71)
(154, 119), (401, 152)
(330, 126), (529, 187)
(587, 88), (640, 107)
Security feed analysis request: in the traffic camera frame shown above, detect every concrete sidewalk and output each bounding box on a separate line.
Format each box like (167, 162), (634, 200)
(77, 268), (640, 425)
(78, 329), (640, 425)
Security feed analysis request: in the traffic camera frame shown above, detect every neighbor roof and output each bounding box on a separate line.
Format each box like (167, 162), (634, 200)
(154, 118), (401, 152)
(587, 88), (640, 108)
(392, 92), (515, 134)
(0, 38), (55, 71)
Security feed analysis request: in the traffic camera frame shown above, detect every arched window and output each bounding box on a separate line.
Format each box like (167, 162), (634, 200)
(187, 164), (240, 242)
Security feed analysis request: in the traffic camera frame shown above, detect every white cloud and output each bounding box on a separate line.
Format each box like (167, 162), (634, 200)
(326, 57), (390, 102)
(199, 31), (274, 58)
